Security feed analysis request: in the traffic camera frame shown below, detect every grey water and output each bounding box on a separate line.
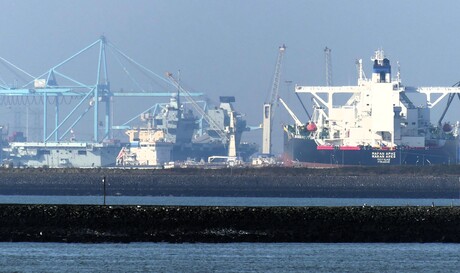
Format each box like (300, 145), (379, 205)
(1, 242), (460, 272)
(0, 195), (459, 207)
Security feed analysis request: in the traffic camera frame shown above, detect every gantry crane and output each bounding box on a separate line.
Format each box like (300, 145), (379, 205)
(0, 36), (203, 144)
(262, 44), (286, 155)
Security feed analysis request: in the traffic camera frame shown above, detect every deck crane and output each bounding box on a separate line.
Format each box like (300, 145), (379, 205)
(279, 96), (311, 139)
(166, 73), (237, 158)
(262, 44), (286, 155)
(437, 81), (460, 129)
(279, 97), (302, 127)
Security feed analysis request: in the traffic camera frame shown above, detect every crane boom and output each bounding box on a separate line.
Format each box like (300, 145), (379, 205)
(279, 97), (302, 127)
(266, 44), (286, 115)
(262, 44), (286, 155)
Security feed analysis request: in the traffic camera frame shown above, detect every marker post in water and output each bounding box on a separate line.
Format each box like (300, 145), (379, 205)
(102, 176), (107, 206)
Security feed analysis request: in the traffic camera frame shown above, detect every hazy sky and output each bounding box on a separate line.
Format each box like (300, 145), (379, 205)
(1, 1), (460, 153)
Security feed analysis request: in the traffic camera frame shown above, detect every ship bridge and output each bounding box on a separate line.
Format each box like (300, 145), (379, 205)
(293, 49), (460, 148)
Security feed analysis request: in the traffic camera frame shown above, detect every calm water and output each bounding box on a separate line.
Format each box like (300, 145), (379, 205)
(1, 195), (460, 207)
(1, 195), (459, 207)
(0, 242), (459, 272)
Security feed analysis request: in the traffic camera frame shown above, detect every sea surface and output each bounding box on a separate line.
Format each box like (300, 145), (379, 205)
(2, 195), (460, 272)
(1, 242), (460, 272)
(1, 195), (460, 207)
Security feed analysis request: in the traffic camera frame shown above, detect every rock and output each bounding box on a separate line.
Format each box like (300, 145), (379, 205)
(1, 204), (460, 243)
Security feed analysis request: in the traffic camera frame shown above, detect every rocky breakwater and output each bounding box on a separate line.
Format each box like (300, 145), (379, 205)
(2, 204), (460, 243)
(1, 166), (460, 197)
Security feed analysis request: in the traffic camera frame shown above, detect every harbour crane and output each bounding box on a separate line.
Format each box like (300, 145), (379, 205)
(0, 36), (204, 143)
(262, 44), (286, 155)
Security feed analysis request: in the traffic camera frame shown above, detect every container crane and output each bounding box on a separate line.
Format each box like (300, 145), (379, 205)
(262, 44), (286, 155)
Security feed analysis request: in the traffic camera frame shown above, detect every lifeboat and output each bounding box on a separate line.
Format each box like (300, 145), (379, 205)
(306, 122), (317, 132)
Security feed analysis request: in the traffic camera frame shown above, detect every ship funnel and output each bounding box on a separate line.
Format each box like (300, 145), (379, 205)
(371, 49), (391, 83)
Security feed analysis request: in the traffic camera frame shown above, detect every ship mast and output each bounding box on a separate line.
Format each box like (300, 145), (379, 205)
(324, 47), (333, 86)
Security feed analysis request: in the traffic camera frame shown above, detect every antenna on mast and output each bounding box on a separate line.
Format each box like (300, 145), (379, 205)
(324, 47), (333, 86)
(356, 59), (367, 85)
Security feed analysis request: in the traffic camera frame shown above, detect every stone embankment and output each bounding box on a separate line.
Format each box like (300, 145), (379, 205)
(0, 167), (459, 197)
(1, 204), (460, 243)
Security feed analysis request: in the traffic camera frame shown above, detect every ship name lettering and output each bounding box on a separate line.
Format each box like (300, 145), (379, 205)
(372, 152), (396, 159)
(377, 158), (391, 164)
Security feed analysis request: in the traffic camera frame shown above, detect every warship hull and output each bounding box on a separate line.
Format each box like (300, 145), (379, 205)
(4, 142), (121, 168)
(284, 137), (459, 166)
(118, 95), (258, 166)
(172, 142), (258, 162)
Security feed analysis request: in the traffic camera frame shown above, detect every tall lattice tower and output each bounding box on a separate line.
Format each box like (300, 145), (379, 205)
(324, 47), (333, 86)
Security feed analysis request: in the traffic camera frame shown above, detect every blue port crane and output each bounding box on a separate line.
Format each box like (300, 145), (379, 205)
(0, 36), (203, 143)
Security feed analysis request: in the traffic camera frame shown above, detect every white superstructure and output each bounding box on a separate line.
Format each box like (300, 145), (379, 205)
(293, 49), (460, 148)
(116, 124), (173, 167)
